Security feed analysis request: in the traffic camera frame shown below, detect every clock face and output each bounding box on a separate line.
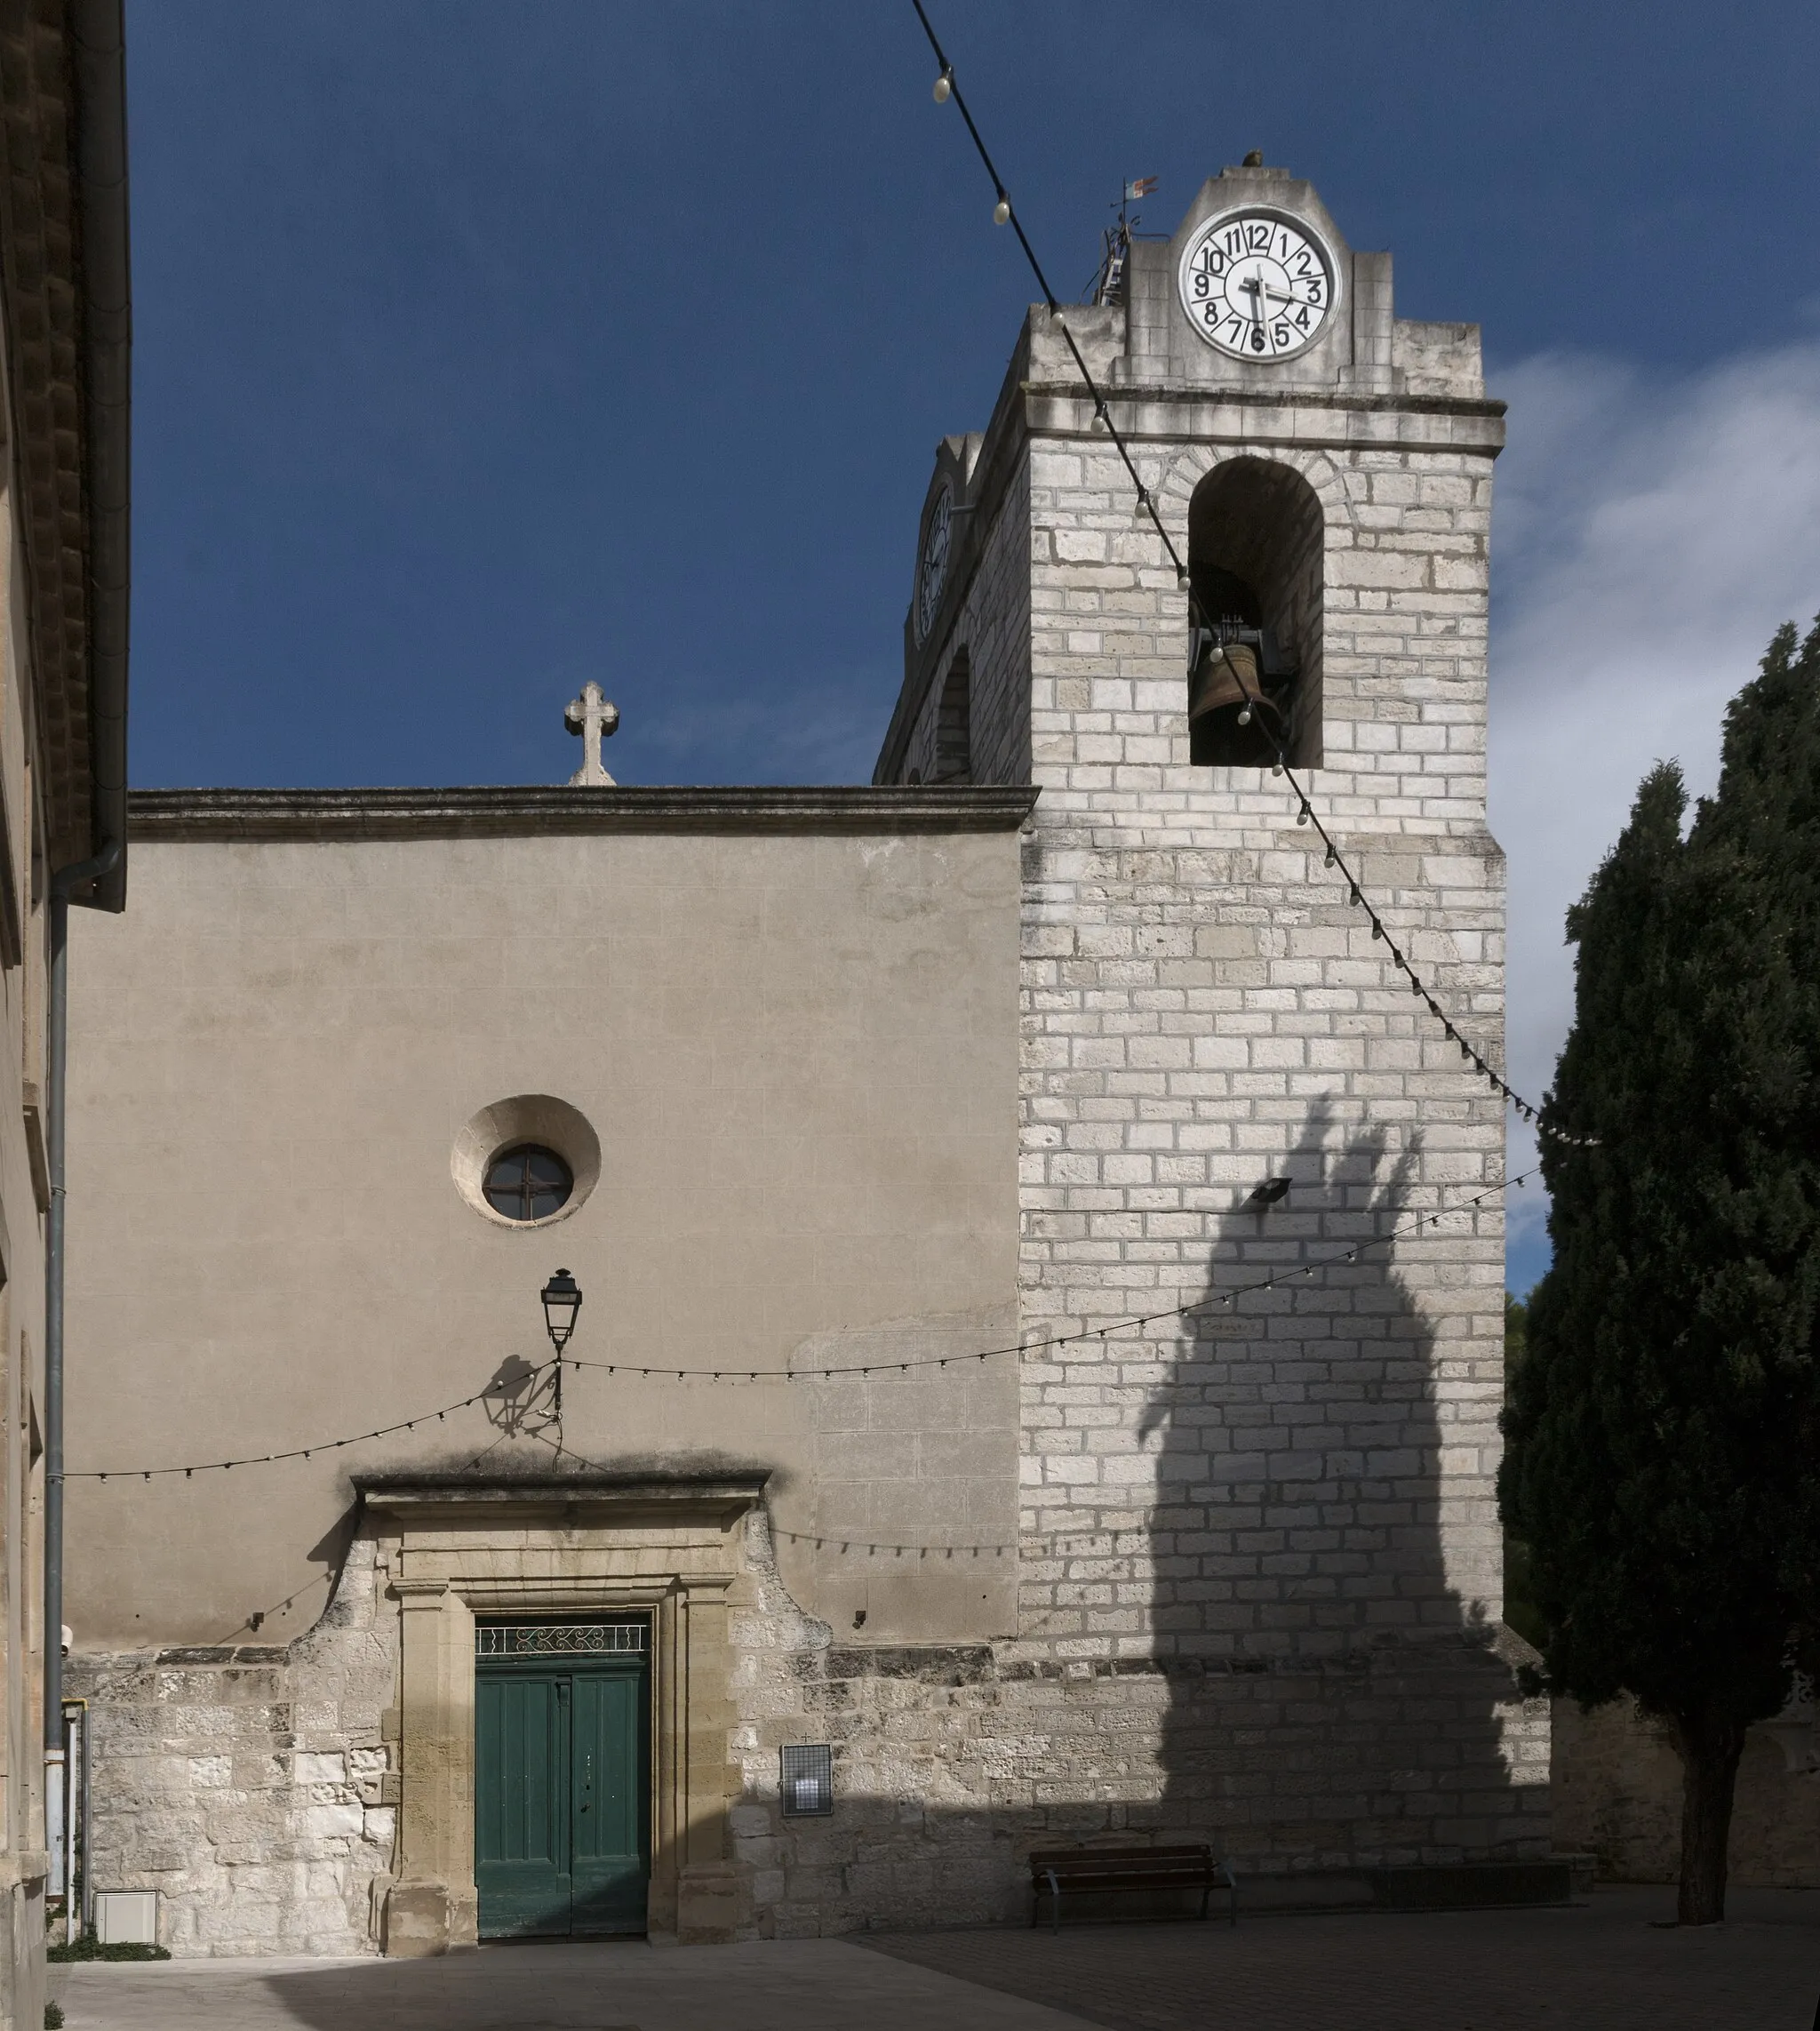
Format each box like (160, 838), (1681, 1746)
(915, 480), (953, 644)
(1178, 209), (1336, 362)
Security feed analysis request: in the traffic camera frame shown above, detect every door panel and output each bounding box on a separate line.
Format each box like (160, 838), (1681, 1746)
(570, 1667), (648, 1935)
(475, 1675), (571, 1939)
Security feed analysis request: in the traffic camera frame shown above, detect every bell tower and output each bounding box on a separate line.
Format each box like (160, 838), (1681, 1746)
(878, 164), (1546, 1874)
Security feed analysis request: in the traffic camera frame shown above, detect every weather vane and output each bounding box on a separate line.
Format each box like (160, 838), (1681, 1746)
(1089, 176), (1158, 306)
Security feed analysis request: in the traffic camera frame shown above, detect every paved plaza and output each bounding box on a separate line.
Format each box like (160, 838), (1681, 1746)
(50, 1889), (1820, 2031)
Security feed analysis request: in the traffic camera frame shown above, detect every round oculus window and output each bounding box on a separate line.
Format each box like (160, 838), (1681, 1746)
(482, 1144), (574, 1223)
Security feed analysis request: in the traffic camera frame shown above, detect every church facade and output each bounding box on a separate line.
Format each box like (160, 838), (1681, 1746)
(64, 164), (1549, 1955)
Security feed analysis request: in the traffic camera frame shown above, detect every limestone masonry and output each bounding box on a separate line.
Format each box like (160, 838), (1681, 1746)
(66, 165), (1554, 1955)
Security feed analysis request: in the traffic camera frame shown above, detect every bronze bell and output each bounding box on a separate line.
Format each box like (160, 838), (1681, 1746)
(1188, 637), (1264, 724)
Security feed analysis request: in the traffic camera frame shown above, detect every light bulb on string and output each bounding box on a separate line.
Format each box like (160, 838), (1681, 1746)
(1237, 707), (1252, 726)
(993, 196), (1010, 224)
(933, 70), (952, 101)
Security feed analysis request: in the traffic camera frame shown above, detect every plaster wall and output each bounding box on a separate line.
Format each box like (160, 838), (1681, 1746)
(63, 824), (1024, 1653)
(0, 385), (60, 2026)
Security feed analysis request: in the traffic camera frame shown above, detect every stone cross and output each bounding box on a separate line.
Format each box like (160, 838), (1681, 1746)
(563, 682), (619, 787)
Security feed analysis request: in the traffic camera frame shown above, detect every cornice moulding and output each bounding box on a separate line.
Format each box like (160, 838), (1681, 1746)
(129, 785), (1040, 841)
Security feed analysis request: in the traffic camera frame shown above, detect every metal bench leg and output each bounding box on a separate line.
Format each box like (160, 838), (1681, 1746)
(1046, 1869), (1061, 1936)
(1225, 1864), (1239, 1927)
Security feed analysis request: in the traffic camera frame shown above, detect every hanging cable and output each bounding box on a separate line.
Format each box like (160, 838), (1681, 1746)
(560, 1170), (1528, 1381)
(909, 3), (1587, 1146)
(56, 1362), (559, 1483)
(59, 1167), (1525, 1479)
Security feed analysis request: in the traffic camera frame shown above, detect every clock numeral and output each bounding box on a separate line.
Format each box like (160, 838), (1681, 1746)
(1245, 221), (1271, 251)
(1192, 273), (1209, 300)
(1304, 281), (1323, 307)
(1294, 306), (1311, 332)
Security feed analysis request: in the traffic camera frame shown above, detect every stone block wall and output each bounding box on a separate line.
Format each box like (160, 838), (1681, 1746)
(1012, 412), (1509, 1667)
(898, 454), (1033, 789)
(1553, 1698), (1820, 1887)
(67, 1541), (399, 1955)
(731, 1505), (1549, 1936)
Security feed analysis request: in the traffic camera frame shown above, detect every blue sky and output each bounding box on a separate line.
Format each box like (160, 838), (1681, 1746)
(127, 2), (1820, 1291)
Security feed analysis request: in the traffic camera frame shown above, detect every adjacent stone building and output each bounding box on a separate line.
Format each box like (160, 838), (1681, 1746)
(63, 164), (1550, 1956)
(0, 3), (132, 2022)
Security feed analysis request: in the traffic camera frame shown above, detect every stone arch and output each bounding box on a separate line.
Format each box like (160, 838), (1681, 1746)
(932, 650), (971, 784)
(1181, 454), (1327, 768)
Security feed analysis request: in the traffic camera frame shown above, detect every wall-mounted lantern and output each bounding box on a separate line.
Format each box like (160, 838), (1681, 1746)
(540, 1268), (583, 1352)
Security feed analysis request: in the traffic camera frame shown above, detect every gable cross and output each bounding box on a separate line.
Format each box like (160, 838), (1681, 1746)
(564, 682), (619, 787)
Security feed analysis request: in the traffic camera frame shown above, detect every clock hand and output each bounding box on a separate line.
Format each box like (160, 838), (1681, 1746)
(1242, 272), (1266, 331)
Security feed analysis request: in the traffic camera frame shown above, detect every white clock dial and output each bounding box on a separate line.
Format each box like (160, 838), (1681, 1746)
(914, 479), (953, 644)
(1178, 210), (1336, 362)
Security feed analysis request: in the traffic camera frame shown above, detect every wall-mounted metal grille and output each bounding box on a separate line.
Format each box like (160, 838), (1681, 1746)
(779, 1743), (834, 1817)
(475, 1620), (648, 1657)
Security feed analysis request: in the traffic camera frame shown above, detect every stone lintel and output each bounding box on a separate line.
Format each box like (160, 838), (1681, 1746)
(128, 785), (1039, 843)
(357, 1473), (770, 1531)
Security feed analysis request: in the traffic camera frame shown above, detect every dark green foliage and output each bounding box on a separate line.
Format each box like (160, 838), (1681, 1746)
(1500, 1293), (1548, 1651)
(44, 2003), (62, 2029)
(1499, 617), (1820, 1921)
(46, 1933), (171, 1963)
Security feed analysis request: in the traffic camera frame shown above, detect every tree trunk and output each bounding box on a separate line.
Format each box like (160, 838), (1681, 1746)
(1667, 1707), (1748, 1925)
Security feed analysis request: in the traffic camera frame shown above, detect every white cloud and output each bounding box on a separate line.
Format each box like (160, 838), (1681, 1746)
(1489, 340), (1820, 1274)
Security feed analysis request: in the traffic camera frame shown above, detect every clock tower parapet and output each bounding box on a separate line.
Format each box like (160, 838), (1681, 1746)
(1103, 164), (1484, 402)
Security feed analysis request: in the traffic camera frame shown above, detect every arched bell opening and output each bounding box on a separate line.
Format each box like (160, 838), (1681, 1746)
(932, 652), (972, 783)
(1185, 458), (1324, 769)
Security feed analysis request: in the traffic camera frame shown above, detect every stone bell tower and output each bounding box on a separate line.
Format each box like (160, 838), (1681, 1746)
(877, 163), (1548, 1875)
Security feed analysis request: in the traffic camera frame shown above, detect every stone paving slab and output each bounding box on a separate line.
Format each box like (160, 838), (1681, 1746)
(49, 1937), (1104, 2031)
(49, 1890), (1820, 2031)
(862, 1886), (1820, 2031)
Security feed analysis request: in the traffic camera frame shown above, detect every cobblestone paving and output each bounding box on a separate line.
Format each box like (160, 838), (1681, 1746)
(862, 1887), (1820, 2031)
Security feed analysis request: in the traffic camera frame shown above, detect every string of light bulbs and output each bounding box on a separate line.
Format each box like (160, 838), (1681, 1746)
(56, 1364), (559, 1483)
(559, 1168), (1528, 1383)
(60, 1169), (1525, 1483)
(911, 2), (1583, 1146)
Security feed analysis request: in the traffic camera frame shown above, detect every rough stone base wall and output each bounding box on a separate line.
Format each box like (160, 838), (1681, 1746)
(731, 1550), (1550, 1936)
(1553, 1699), (1820, 1888)
(69, 1523), (1549, 1954)
(66, 1541), (399, 1956)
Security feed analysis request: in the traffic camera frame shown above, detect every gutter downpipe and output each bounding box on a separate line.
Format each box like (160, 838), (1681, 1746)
(44, 0), (132, 1777)
(44, 838), (120, 1761)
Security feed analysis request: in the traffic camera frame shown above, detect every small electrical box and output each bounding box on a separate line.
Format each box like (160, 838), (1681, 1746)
(94, 1890), (158, 1945)
(779, 1743), (833, 1817)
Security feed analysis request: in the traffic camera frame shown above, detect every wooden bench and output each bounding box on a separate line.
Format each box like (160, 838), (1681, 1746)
(1028, 1843), (1238, 1932)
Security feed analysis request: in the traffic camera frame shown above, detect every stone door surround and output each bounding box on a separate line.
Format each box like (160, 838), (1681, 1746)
(355, 1474), (767, 1955)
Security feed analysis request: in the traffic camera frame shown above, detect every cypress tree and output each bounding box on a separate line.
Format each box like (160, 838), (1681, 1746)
(1500, 617), (1820, 1926)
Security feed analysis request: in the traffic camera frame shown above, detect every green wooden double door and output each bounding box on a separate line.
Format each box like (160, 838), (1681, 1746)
(475, 1651), (650, 1939)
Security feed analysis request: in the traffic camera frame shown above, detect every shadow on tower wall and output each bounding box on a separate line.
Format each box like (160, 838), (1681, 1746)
(1144, 1099), (1547, 1891)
